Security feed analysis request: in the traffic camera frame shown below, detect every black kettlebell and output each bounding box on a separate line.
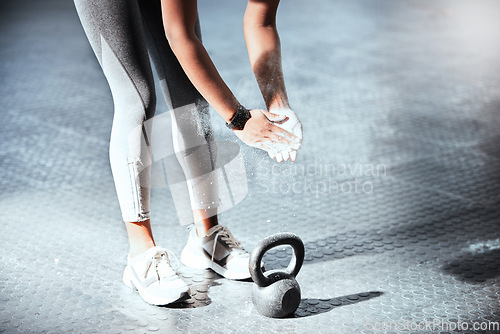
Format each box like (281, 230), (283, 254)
(249, 232), (305, 318)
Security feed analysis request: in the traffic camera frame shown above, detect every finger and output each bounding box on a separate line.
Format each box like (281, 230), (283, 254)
(261, 110), (288, 123)
(258, 141), (274, 153)
(259, 139), (282, 156)
(271, 124), (299, 143)
(275, 152), (283, 163)
(292, 141), (302, 150)
(290, 150), (297, 162)
(265, 131), (292, 146)
(266, 141), (293, 154)
(291, 123), (303, 139)
(281, 150), (290, 161)
(267, 127), (296, 146)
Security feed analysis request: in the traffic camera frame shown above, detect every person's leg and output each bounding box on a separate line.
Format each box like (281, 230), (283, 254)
(137, 1), (251, 280)
(74, 0), (157, 257)
(124, 219), (155, 256)
(74, 0), (190, 304)
(137, 0), (219, 236)
(193, 208), (218, 236)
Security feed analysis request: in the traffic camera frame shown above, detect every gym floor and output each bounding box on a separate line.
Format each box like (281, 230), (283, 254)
(1, 0), (499, 333)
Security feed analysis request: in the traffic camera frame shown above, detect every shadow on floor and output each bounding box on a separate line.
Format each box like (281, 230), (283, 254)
(294, 291), (383, 318)
(441, 248), (500, 283)
(263, 205), (500, 284)
(166, 277), (223, 309)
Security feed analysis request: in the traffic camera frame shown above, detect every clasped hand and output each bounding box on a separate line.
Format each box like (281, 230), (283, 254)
(233, 108), (302, 162)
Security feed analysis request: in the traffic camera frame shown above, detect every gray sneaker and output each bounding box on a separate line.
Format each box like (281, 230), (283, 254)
(180, 225), (251, 280)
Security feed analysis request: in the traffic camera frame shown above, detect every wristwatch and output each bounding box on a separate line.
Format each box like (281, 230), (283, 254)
(226, 106), (252, 130)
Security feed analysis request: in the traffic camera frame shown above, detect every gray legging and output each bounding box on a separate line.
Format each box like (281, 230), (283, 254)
(74, 0), (218, 223)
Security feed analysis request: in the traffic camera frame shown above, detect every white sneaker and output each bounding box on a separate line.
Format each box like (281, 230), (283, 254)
(180, 225), (251, 280)
(123, 246), (190, 305)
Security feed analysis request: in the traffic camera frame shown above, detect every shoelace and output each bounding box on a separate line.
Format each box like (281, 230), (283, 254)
(143, 249), (180, 282)
(208, 226), (247, 266)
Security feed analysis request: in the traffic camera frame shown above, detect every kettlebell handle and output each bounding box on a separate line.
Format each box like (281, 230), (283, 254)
(249, 232), (305, 287)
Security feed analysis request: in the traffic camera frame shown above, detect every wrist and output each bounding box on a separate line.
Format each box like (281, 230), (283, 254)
(267, 98), (290, 111)
(226, 105), (252, 131)
(269, 106), (292, 113)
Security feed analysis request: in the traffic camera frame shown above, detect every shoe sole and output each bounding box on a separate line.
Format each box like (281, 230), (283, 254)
(123, 266), (190, 305)
(180, 247), (251, 280)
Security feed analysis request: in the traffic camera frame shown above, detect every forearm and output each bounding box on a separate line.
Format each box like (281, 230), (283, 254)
(169, 36), (239, 122)
(244, 0), (289, 110)
(160, 0), (299, 160)
(161, 0), (239, 123)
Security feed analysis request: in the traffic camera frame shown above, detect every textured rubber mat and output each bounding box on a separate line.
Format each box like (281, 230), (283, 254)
(1, 0), (499, 333)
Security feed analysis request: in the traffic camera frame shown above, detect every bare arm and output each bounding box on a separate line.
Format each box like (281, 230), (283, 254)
(161, 0), (238, 122)
(244, 0), (303, 162)
(161, 0), (296, 149)
(244, 0), (289, 110)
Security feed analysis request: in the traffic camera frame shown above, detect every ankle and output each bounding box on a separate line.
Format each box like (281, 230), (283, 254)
(194, 223), (217, 237)
(124, 219), (156, 258)
(129, 241), (156, 258)
(192, 209), (218, 237)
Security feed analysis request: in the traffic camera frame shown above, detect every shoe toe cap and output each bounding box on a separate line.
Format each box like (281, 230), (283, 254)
(225, 257), (251, 279)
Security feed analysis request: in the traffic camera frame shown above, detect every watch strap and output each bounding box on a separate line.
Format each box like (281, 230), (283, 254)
(226, 106), (251, 130)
